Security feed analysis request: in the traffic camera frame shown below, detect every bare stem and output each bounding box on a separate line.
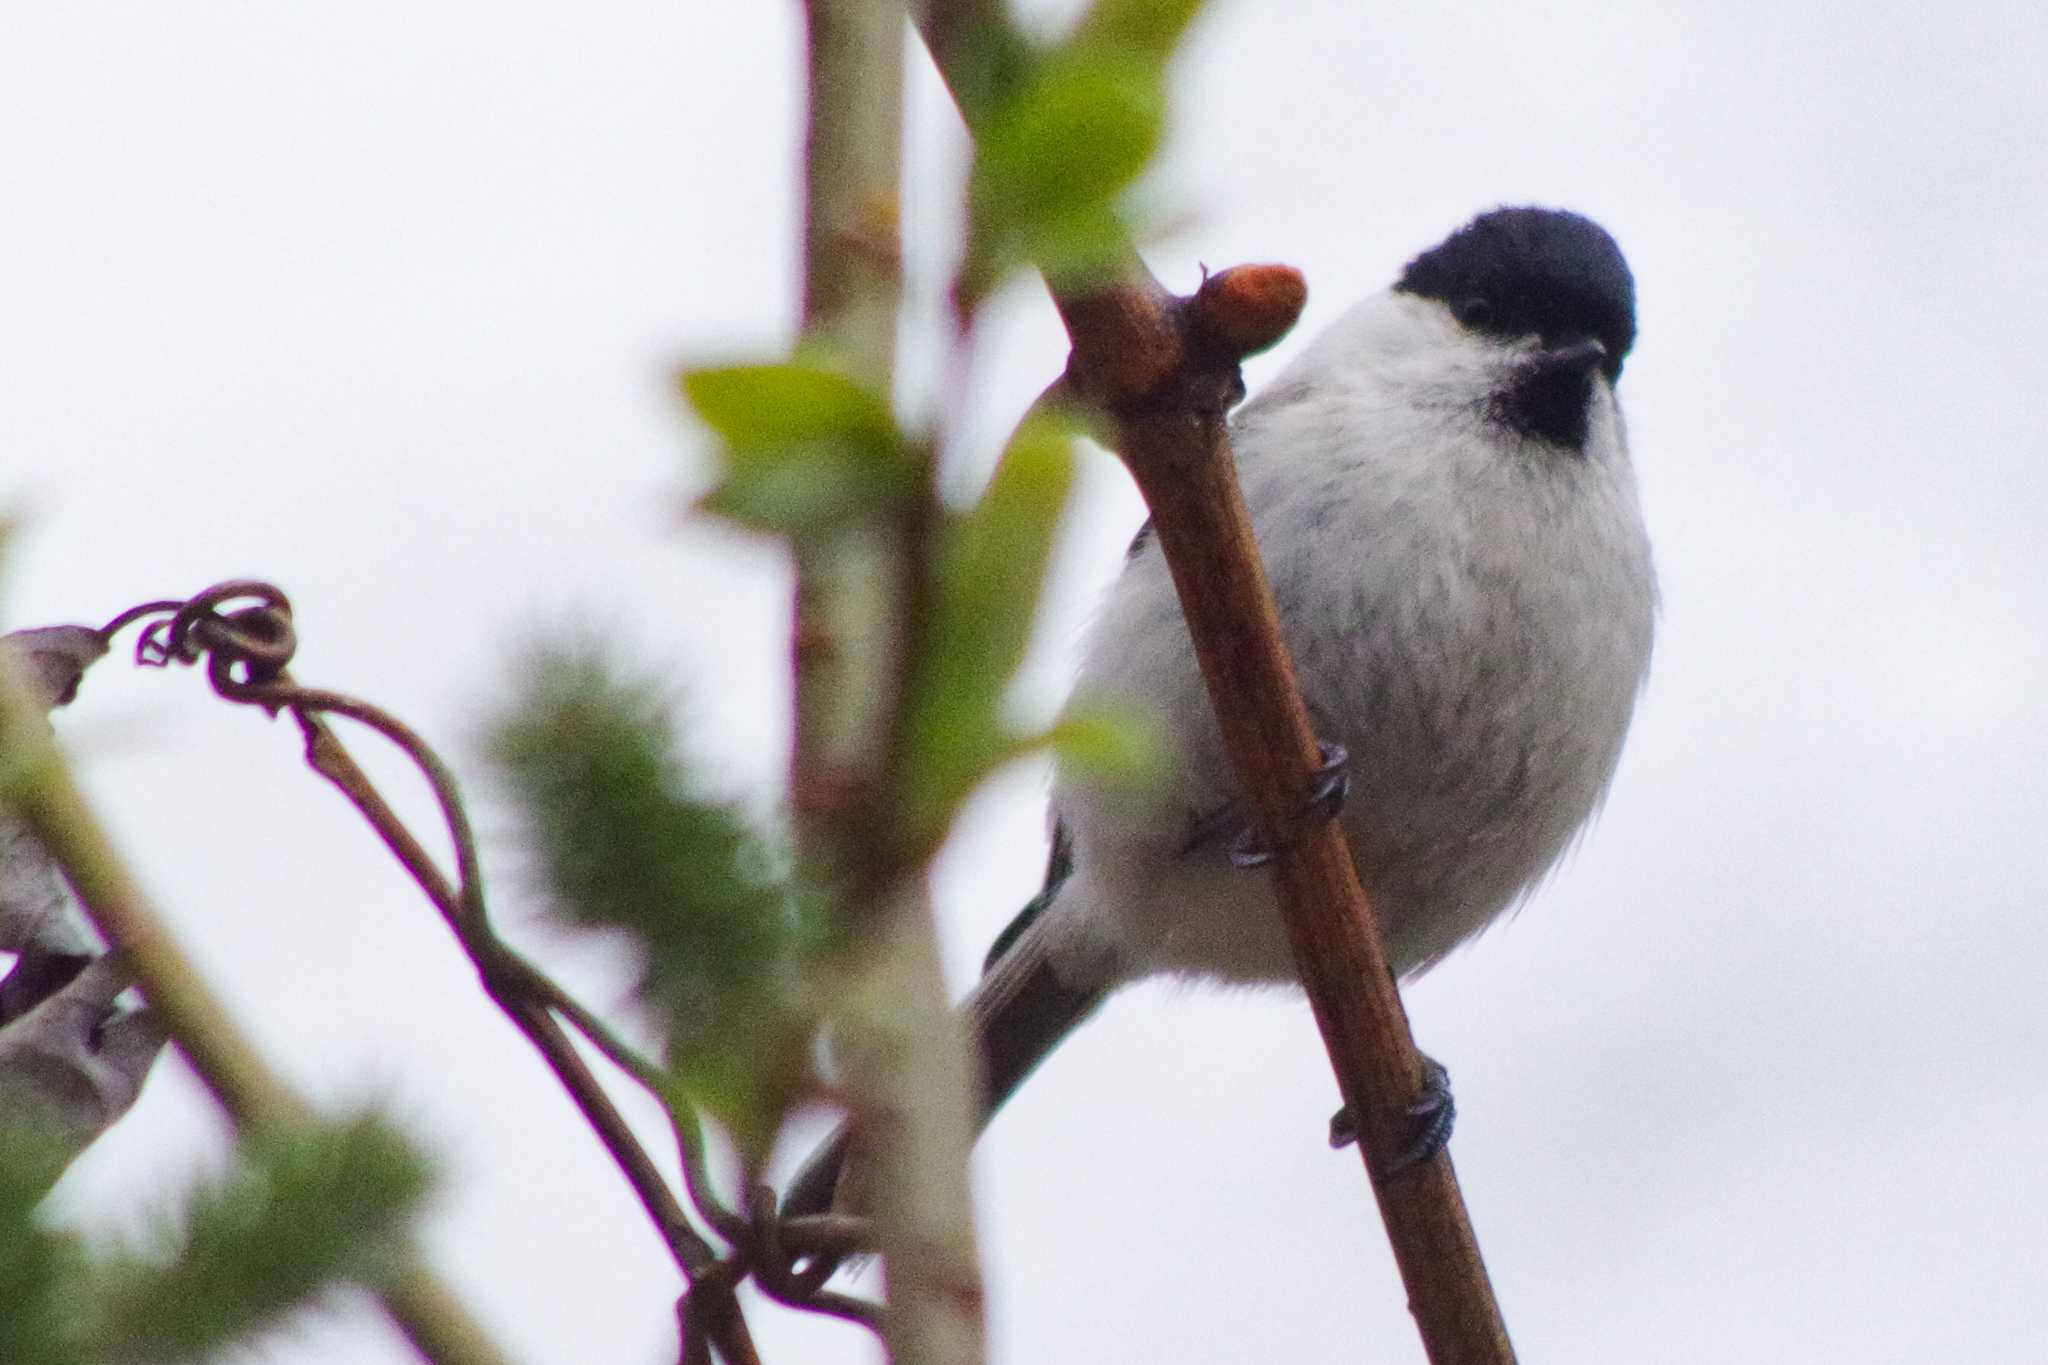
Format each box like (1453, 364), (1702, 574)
(279, 696), (729, 1277)
(741, 1187), (884, 1332)
(522, 967), (752, 1247)
(794, 2), (989, 1362)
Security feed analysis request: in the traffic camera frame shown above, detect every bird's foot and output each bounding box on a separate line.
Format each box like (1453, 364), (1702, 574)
(1226, 741), (1350, 869)
(1328, 1053), (1456, 1187)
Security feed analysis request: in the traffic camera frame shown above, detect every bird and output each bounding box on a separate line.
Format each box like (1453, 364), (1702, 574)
(786, 204), (1656, 1219)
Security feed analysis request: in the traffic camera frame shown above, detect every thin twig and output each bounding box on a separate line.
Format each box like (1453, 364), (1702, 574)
(519, 966), (750, 1247)
(743, 1185), (886, 1333)
(109, 590), (762, 1361)
(774, 1211), (874, 1261)
(282, 698), (726, 1277)
(908, 3), (1516, 1361)
(677, 1265), (764, 1365)
(276, 685), (762, 1357)
(670, 1104), (749, 1249)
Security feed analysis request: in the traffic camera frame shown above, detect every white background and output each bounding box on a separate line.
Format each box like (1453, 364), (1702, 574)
(5, 2), (2046, 1362)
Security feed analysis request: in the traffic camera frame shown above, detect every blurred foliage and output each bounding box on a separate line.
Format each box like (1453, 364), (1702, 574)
(686, 361), (918, 537)
(94, 1115), (430, 1360)
(964, 49), (1162, 296)
(0, 2), (1222, 1357)
(1036, 702), (1166, 795)
(0, 1125), (91, 1365)
(674, 0), (1202, 931)
(484, 646), (817, 1157)
(0, 1113), (428, 1365)
(895, 414), (1080, 846)
(891, 412), (1159, 850)
(960, 0), (1207, 299)
(1068, 0), (1206, 60)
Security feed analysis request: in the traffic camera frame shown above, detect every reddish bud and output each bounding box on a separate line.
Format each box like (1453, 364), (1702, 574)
(1187, 264), (1308, 357)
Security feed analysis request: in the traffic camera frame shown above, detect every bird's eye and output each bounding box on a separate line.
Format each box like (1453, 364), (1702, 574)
(1451, 296), (1494, 327)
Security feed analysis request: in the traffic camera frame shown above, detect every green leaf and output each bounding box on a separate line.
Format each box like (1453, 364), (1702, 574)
(968, 54), (1164, 291)
(0, 1125), (90, 1365)
(684, 362), (915, 536)
(699, 448), (901, 536)
(685, 363), (895, 456)
(937, 417), (1077, 694)
(927, 12), (1038, 126)
(1069, 0), (1208, 62)
(1038, 702), (1166, 793)
(973, 57), (1164, 224)
(484, 644), (815, 1155)
(1022, 202), (1138, 294)
(897, 416), (1079, 844)
(94, 1115), (431, 1362)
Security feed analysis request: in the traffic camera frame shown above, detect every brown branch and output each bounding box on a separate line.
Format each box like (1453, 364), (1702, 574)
(280, 697), (727, 1275)
(283, 693), (779, 1365)
(519, 969), (751, 1248)
(743, 1187), (885, 1332)
(677, 1265), (764, 1365)
(277, 694), (768, 1362)
(911, 5), (1516, 1362)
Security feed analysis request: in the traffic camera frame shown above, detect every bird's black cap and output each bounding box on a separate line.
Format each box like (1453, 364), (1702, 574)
(1395, 207), (1636, 378)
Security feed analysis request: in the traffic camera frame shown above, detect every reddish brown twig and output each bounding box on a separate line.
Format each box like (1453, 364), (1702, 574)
(913, 5), (1516, 1361)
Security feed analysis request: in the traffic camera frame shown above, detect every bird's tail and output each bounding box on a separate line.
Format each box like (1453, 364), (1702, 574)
(781, 884), (1108, 1220)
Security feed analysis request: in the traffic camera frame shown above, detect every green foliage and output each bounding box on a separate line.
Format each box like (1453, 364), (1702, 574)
(1068, 0), (1207, 61)
(94, 1115), (430, 1361)
(684, 361), (917, 536)
(933, 14), (1037, 127)
(961, 0), (1211, 299)
(0, 1114), (428, 1365)
(1037, 702), (1167, 794)
(903, 0), (1201, 823)
(0, 1126), (91, 1365)
(965, 51), (1162, 296)
(484, 646), (814, 1155)
(650, 0), (1206, 1165)
(895, 416), (1080, 846)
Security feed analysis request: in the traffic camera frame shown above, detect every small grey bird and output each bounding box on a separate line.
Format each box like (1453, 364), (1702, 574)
(788, 205), (1655, 1216)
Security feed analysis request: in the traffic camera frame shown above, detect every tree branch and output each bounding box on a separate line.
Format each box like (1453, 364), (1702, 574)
(792, 3), (988, 1362)
(911, 4), (1516, 1360)
(280, 689), (769, 1365)
(283, 700), (725, 1276)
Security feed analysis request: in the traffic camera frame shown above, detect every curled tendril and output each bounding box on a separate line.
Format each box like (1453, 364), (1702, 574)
(96, 598), (184, 643)
(742, 1186), (884, 1332)
(123, 581), (297, 706)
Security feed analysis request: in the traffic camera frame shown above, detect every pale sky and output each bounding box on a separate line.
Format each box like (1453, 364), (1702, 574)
(5, 3), (2046, 1362)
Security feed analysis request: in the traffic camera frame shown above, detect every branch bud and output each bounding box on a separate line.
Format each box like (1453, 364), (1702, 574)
(1186, 264), (1308, 358)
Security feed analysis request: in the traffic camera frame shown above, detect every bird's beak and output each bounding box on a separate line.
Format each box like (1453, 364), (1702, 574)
(1530, 337), (1609, 378)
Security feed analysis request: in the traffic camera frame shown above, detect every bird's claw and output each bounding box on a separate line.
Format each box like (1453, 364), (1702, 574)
(1228, 741), (1351, 869)
(1327, 1053), (1456, 1187)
